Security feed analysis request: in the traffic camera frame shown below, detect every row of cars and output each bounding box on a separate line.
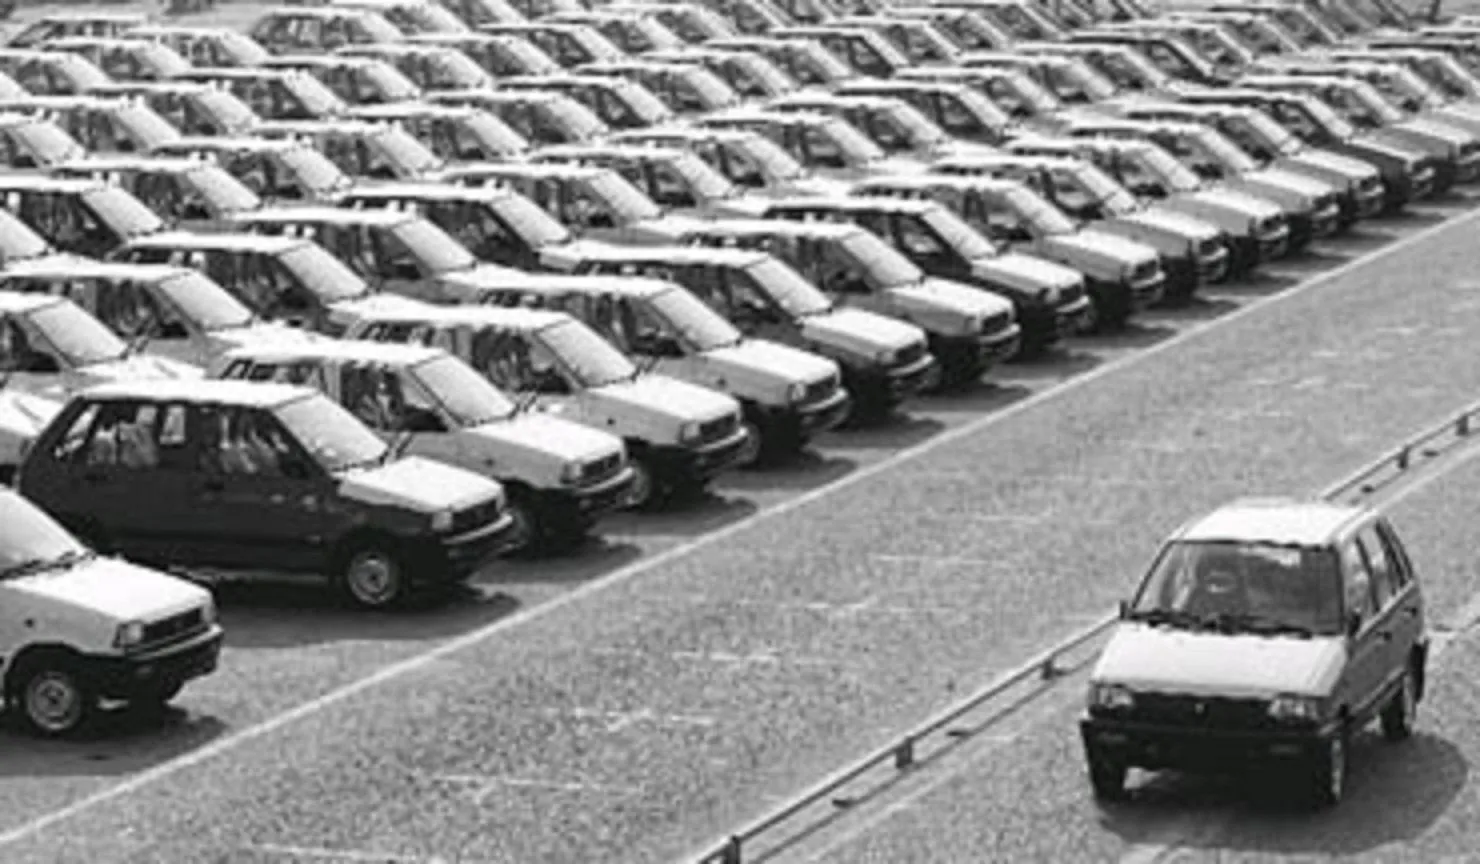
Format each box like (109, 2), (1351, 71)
(0, 0), (1466, 740)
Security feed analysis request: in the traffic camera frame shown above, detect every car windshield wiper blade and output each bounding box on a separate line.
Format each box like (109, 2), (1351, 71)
(1206, 612), (1315, 638)
(0, 549), (90, 580)
(1127, 608), (1206, 628)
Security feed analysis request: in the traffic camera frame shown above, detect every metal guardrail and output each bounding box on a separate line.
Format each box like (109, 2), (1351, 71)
(689, 397), (1480, 864)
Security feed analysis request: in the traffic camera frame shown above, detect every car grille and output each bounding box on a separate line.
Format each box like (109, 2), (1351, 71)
(142, 608), (206, 649)
(1462, 140), (1480, 158)
(981, 310), (1013, 335)
(1058, 280), (1085, 305)
(1257, 214), (1286, 237)
(579, 452), (625, 485)
(1197, 238), (1221, 258)
(801, 374), (839, 406)
(450, 498), (503, 534)
(1359, 174), (1382, 194)
(893, 340), (927, 368)
(1315, 192), (1338, 212)
(1125, 692), (1274, 731)
(696, 413), (740, 447)
(1131, 261), (1160, 283)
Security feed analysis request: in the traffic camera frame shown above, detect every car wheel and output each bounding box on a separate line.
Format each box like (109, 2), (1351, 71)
(15, 659), (95, 738)
(1381, 668), (1417, 742)
(625, 458), (657, 509)
(734, 420), (764, 468)
(337, 544), (409, 610)
(502, 495), (540, 556)
(1309, 732), (1347, 809)
(1087, 748), (1128, 802)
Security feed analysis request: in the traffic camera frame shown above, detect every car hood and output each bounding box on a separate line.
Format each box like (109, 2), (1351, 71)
(339, 455), (500, 514)
(443, 262), (534, 291)
(1056, 228), (1158, 266)
(974, 251), (1084, 294)
(10, 555), (209, 622)
(897, 277), (1015, 317)
(1396, 117), (1470, 146)
(209, 321), (324, 351)
(331, 292), (431, 328)
(1125, 207), (1220, 241)
(80, 353), (202, 384)
(1188, 187), (1282, 219)
(598, 373), (737, 424)
(780, 175), (853, 198)
(1286, 149), (1377, 180)
(706, 337), (838, 385)
(802, 306), (922, 354)
(1249, 167), (1332, 199)
(1093, 622), (1345, 698)
(473, 412), (621, 464)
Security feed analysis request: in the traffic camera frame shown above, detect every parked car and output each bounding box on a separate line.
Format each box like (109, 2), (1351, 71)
(42, 37), (193, 84)
(346, 102), (531, 164)
(260, 54), (423, 107)
(334, 42), (498, 94)
(19, 379), (517, 609)
(50, 154), (265, 231)
(0, 259), (317, 368)
(122, 25), (273, 69)
(0, 48), (113, 96)
(475, 272), (850, 461)
(0, 487), (222, 737)
(498, 73), (677, 130)
(88, 80), (263, 137)
(5, 12), (148, 50)
(344, 304), (752, 505)
(429, 88), (609, 147)
(1082, 497), (1429, 807)
(211, 341), (634, 551)
(611, 125), (850, 197)
(252, 118), (445, 182)
(150, 135), (354, 205)
(531, 142), (743, 215)
(248, 6), (406, 56)
(0, 175), (166, 259)
(0, 94), (183, 155)
(174, 67), (348, 121)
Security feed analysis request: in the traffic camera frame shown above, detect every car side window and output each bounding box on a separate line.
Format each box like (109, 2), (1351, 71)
(82, 401), (162, 470)
(469, 328), (535, 391)
(1356, 527), (1397, 610)
(50, 401), (101, 463)
(1376, 520), (1414, 587)
(201, 405), (289, 477)
(1341, 539), (1376, 622)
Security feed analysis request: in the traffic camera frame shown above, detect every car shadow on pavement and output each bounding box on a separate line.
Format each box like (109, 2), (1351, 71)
(916, 382), (1035, 416)
(486, 537), (645, 586)
(0, 706), (228, 777)
(720, 452), (857, 493)
(1069, 321), (1179, 353)
(1099, 730), (1466, 857)
(819, 413), (945, 452)
(599, 493), (760, 539)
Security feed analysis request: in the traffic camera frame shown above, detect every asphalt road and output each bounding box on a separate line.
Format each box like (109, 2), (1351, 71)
(789, 432), (1480, 864)
(0, 195), (1478, 863)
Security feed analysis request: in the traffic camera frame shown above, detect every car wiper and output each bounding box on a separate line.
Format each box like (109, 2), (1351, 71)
(1207, 612), (1315, 638)
(1126, 608), (1206, 629)
(0, 554), (75, 580)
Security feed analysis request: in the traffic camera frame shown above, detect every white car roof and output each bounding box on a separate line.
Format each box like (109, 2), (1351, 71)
(225, 339), (446, 367)
(0, 291), (62, 314)
(1176, 498), (1367, 547)
(83, 378), (313, 407)
(0, 258), (190, 282)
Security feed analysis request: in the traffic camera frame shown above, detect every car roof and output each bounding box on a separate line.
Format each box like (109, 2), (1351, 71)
(1175, 498), (1367, 546)
(84, 377), (313, 406)
(858, 172), (1019, 193)
(226, 338), (445, 366)
(0, 258), (191, 282)
(446, 161), (607, 180)
(235, 206), (413, 227)
(347, 101), (476, 121)
(121, 230), (307, 254)
(157, 134), (297, 153)
(342, 181), (518, 203)
(43, 36), (158, 50)
(0, 290), (63, 313)
(256, 118), (384, 136)
(258, 5), (386, 19)
(355, 302), (569, 331)
(53, 154), (209, 174)
(769, 193), (944, 215)
(487, 271), (673, 297)
(688, 217), (862, 240)
(571, 242), (768, 266)
(0, 174), (104, 194)
(537, 142), (684, 161)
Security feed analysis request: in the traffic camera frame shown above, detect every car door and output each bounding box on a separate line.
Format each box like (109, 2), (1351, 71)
(1336, 536), (1389, 720)
(337, 360), (456, 462)
(192, 402), (336, 571)
(1358, 522), (1422, 689)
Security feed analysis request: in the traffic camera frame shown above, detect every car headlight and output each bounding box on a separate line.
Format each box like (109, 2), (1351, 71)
(787, 381), (807, 403)
(430, 509), (454, 532)
(200, 598), (216, 626)
(1087, 682), (1135, 711)
(678, 420), (702, 444)
(560, 461), (583, 485)
(1268, 693), (1323, 723)
(1036, 285), (1056, 304)
(114, 620), (146, 651)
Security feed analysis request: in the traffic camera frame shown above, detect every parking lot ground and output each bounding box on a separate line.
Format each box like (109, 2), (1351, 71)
(0, 198), (1477, 863)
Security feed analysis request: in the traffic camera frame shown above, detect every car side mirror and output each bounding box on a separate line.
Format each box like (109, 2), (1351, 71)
(20, 352), (58, 373)
(158, 320), (190, 340)
(633, 331), (682, 357)
(1131, 181), (1166, 198)
(584, 211), (616, 229)
(388, 261), (421, 281)
(533, 367), (569, 394)
(1346, 611), (1363, 638)
(1117, 600), (1129, 619)
(401, 406), (445, 433)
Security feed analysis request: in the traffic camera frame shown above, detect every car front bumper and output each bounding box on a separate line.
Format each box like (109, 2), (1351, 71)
(87, 626), (225, 700)
(1080, 714), (1335, 771)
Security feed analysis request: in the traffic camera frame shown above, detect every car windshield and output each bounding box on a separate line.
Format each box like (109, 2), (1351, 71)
(632, 17), (684, 51)
(431, 49), (493, 88)
(743, 257), (831, 317)
(402, 3), (470, 33)
(537, 317), (637, 387)
(1138, 145), (1202, 192)
(280, 243), (371, 301)
(16, 121), (86, 164)
(1076, 163), (1140, 215)
(115, 104), (183, 150)
(956, 86), (1012, 128)
(821, 116), (886, 164)
(1417, 54), (1479, 98)
(1344, 80), (1407, 124)
(1384, 65), (1445, 106)
(547, 95), (609, 141)
(184, 163), (262, 214)
(0, 211), (53, 262)
(617, 79), (676, 124)
(1238, 110), (1304, 156)
(218, 30), (272, 66)
(84, 186), (166, 236)
(1130, 539), (1343, 636)
(583, 170), (663, 221)
(797, 41), (853, 81)
(491, 191), (571, 246)
(274, 392), (389, 472)
(880, 101), (947, 148)
(357, 12), (409, 42)
(1195, 127), (1260, 173)
(1006, 184), (1077, 235)
(923, 204), (999, 258)
(156, 271), (256, 330)
(736, 133), (806, 181)
(134, 42), (192, 77)
(196, 88), (262, 132)
(669, 150), (737, 200)
(375, 125), (445, 175)
(363, 62), (423, 102)
(286, 73), (348, 117)
(52, 54), (111, 91)
(24, 300), (129, 366)
(840, 229), (924, 288)
(393, 218), (477, 273)
(680, 65), (739, 108)
(410, 353), (516, 424)
(280, 144), (354, 193)
(649, 285), (742, 350)
(1300, 94), (1357, 138)
(501, 36), (562, 75)
(1006, 70), (1062, 112)
(462, 110), (528, 156)
(0, 493), (86, 576)
(572, 26), (625, 62)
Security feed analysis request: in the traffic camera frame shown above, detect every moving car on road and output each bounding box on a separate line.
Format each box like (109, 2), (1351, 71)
(0, 488), (222, 737)
(1083, 497), (1429, 807)
(19, 379), (518, 609)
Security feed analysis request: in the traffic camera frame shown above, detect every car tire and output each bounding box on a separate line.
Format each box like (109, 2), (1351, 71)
(502, 495), (540, 556)
(734, 420), (764, 468)
(13, 656), (95, 738)
(1381, 668), (1417, 742)
(335, 542), (409, 610)
(625, 458), (658, 510)
(1087, 748), (1128, 802)
(1308, 731), (1347, 809)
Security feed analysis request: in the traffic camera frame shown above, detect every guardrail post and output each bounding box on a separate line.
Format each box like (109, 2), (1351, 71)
(895, 736), (916, 770)
(720, 836), (742, 864)
(1397, 445), (1411, 471)
(1461, 414), (1472, 437)
(1041, 655), (1062, 680)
